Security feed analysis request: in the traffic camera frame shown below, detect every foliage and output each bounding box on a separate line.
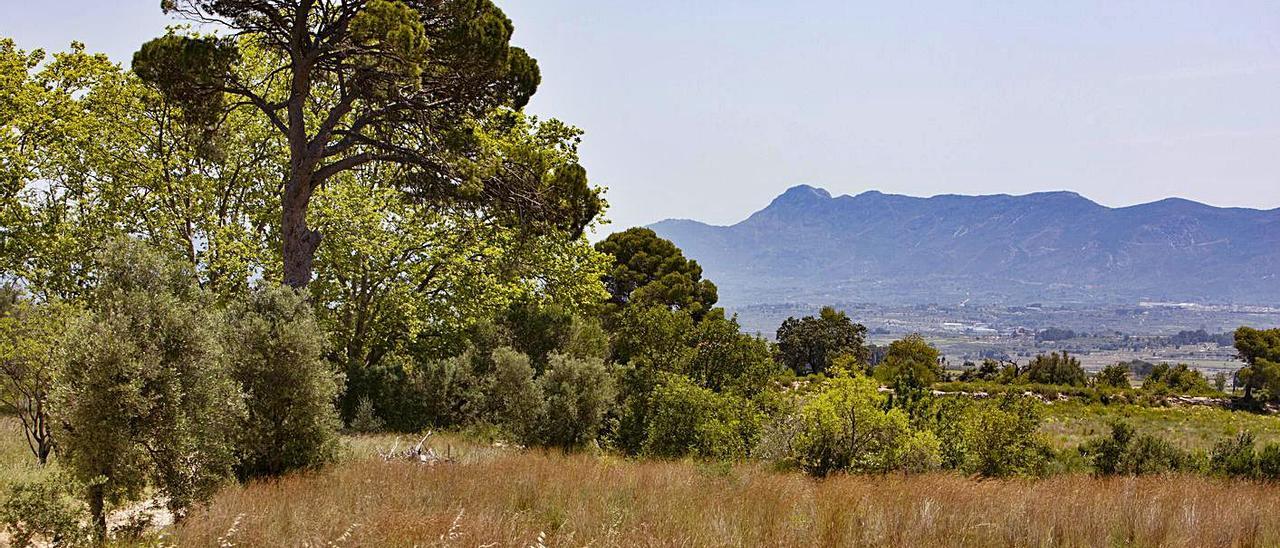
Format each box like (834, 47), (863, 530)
(958, 395), (1048, 477)
(0, 473), (89, 548)
(1141, 363), (1213, 395)
(686, 314), (778, 396)
(1022, 352), (1087, 387)
(52, 240), (244, 537)
(486, 347), (544, 443)
(534, 354), (615, 450)
(791, 373), (921, 476)
(142, 1), (600, 287)
(0, 299), (75, 464)
(1094, 363), (1131, 389)
(595, 227), (718, 320)
(873, 333), (942, 388)
(1210, 432), (1258, 479)
(609, 305), (695, 367)
(1234, 327), (1280, 400)
(642, 374), (760, 460)
(1083, 422), (1196, 475)
(349, 396), (386, 434)
(224, 283), (342, 479)
(775, 306), (868, 375)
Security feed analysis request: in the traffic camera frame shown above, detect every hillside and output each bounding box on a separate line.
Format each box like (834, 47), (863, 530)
(650, 185), (1280, 306)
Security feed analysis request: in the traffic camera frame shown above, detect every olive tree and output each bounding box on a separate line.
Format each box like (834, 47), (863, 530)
(53, 240), (244, 539)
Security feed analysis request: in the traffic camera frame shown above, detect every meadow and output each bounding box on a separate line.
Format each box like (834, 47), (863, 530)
(173, 432), (1280, 547)
(7, 411), (1280, 547)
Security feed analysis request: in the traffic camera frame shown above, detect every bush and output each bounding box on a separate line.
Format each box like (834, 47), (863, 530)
(1258, 443), (1280, 481)
(686, 314), (778, 396)
(1086, 422), (1195, 475)
(872, 334), (942, 387)
(348, 396), (386, 433)
(1142, 363), (1214, 395)
(1210, 432), (1258, 478)
(959, 395), (1048, 477)
(1094, 363), (1131, 389)
(487, 347), (544, 443)
(1023, 352), (1086, 387)
(791, 373), (915, 476)
(225, 283), (342, 479)
(53, 240), (244, 537)
(535, 353), (616, 449)
(0, 475), (89, 547)
(642, 374), (760, 460)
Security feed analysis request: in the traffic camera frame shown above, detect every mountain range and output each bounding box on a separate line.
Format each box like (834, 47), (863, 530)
(648, 185), (1280, 307)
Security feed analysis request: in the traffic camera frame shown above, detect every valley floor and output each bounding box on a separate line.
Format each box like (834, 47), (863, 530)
(168, 434), (1280, 547)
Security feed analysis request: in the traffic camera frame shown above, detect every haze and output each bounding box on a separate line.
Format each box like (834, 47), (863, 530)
(4, 0), (1278, 231)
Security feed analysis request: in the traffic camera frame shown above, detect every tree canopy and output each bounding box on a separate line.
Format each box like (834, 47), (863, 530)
(594, 227), (718, 320)
(135, 0), (600, 287)
(775, 306), (868, 375)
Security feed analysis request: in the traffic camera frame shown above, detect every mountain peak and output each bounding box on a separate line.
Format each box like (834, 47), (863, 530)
(777, 184), (832, 201)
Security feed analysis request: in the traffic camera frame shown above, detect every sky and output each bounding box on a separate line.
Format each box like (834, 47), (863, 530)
(4, 1), (1279, 232)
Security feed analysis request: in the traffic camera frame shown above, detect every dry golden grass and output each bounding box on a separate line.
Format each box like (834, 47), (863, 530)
(172, 439), (1280, 548)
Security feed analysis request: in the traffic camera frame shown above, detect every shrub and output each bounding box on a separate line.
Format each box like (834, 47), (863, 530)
(1258, 443), (1280, 481)
(898, 430), (943, 473)
(1086, 422), (1195, 475)
(959, 395), (1048, 477)
(349, 396), (386, 433)
(0, 475), (89, 547)
(1210, 432), (1258, 478)
(791, 373), (913, 476)
(487, 347), (544, 443)
(1023, 352), (1086, 387)
(642, 374), (760, 460)
(53, 240), (245, 538)
(872, 334), (942, 387)
(1142, 363), (1213, 395)
(1094, 363), (1131, 389)
(536, 353), (615, 450)
(686, 314), (778, 396)
(225, 283), (342, 479)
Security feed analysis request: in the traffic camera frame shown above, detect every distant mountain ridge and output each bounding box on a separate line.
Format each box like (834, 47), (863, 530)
(648, 185), (1280, 306)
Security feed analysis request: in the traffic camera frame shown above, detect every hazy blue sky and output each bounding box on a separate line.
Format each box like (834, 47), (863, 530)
(4, 1), (1279, 231)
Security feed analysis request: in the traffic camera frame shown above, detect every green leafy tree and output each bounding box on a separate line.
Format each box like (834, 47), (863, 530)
(1142, 363), (1212, 394)
(775, 306), (868, 375)
(642, 374), (760, 460)
(686, 314), (779, 396)
(0, 300), (76, 464)
(609, 305), (696, 368)
(1235, 327), (1280, 400)
(0, 39), (278, 299)
(486, 347), (544, 443)
(1022, 351), (1087, 387)
(595, 228), (718, 320)
(959, 395), (1047, 477)
(791, 373), (918, 476)
(224, 283), (343, 479)
(1094, 363), (1131, 389)
(52, 240), (244, 538)
(873, 333), (943, 387)
(139, 0), (599, 288)
(535, 353), (615, 450)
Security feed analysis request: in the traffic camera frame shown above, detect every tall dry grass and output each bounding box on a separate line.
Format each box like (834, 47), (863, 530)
(173, 442), (1280, 547)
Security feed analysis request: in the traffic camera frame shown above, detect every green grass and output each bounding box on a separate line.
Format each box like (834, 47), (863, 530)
(1040, 401), (1280, 451)
(0, 416), (49, 494)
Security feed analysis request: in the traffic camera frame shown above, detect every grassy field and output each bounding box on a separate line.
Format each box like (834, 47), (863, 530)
(1041, 401), (1280, 451)
(173, 438), (1280, 547)
(10, 407), (1280, 546)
